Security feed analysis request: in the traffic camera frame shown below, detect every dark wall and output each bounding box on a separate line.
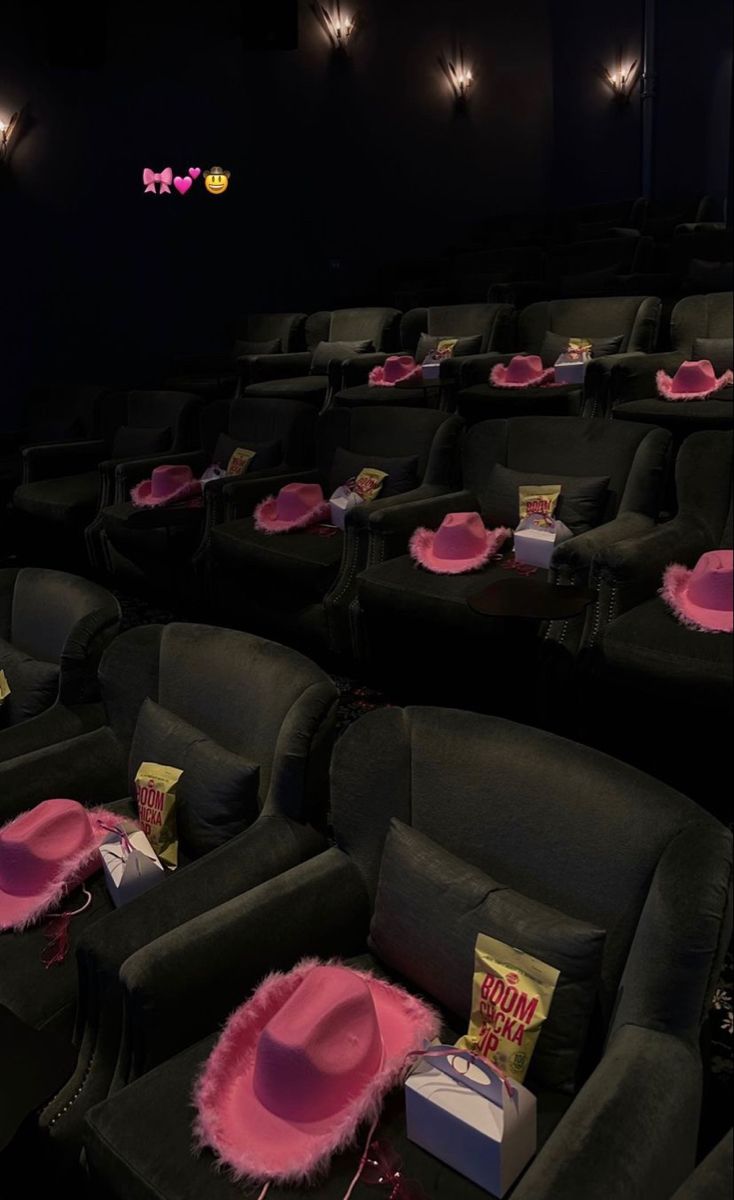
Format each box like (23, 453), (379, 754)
(0, 0), (553, 427)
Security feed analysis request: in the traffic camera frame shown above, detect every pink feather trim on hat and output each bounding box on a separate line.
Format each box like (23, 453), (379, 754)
(655, 364), (733, 402)
(409, 521), (510, 574)
(660, 560), (733, 633)
(490, 360), (557, 389)
(193, 957), (439, 1186)
(253, 497), (331, 534)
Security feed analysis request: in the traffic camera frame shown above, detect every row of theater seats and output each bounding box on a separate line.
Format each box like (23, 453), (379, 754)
(0, 616), (731, 1198)
(2, 417), (731, 807)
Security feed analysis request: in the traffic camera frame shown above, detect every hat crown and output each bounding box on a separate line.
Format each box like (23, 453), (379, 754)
(688, 550), (734, 612)
(150, 464), (194, 497)
(433, 511), (488, 560)
(672, 360), (716, 390)
(506, 354), (544, 383)
(0, 799), (92, 898)
(275, 482), (324, 520)
(383, 355), (417, 383)
(252, 966), (383, 1121)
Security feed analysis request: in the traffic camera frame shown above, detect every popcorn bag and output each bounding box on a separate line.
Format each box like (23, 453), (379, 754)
(0, 669), (10, 704)
(456, 933), (560, 1084)
(515, 484), (572, 569)
(134, 762), (182, 870)
(226, 447), (256, 476)
(518, 484), (561, 525)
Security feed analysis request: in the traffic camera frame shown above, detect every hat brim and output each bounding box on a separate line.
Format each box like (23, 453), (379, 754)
(409, 525), (511, 574)
(490, 364), (557, 389)
(369, 368), (423, 387)
(0, 807), (129, 931)
(660, 563), (733, 633)
(656, 368), (733, 401)
(130, 479), (202, 507)
(254, 498), (331, 534)
(193, 958), (439, 1186)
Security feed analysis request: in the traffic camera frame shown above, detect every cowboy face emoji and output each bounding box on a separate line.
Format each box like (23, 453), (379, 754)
(204, 166), (230, 195)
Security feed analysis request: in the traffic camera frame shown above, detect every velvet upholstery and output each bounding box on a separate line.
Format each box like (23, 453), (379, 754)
(0, 568), (120, 762)
(580, 432), (732, 808)
(167, 312), (307, 398)
(356, 417), (671, 713)
(12, 391), (201, 569)
(670, 1132), (733, 1199)
(206, 407), (461, 656)
(456, 296), (662, 424)
(84, 707), (732, 1200)
(98, 396), (318, 592)
(0, 623), (336, 1154)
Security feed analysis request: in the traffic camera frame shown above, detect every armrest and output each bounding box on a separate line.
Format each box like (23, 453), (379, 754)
(0, 726), (127, 824)
(584, 352), (647, 419)
(609, 352), (687, 407)
(238, 352), (312, 385)
(21, 440), (107, 484)
(340, 352), (390, 389)
(593, 517), (712, 614)
(114, 450), (206, 499)
(513, 1024), (701, 1200)
(457, 353), (512, 387)
(222, 467), (319, 519)
(362, 488), (479, 561)
(119, 847), (369, 1077)
(552, 512), (655, 581)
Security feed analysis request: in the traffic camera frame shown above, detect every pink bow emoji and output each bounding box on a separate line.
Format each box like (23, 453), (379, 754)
(143, 167), (173, 194)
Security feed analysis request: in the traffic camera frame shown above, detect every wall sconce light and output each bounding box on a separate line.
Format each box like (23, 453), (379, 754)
(597, 51), (640, 103)
(0, 111), (20, 164)
(312, 2), (357, 50)
(439, 51), (475, 107)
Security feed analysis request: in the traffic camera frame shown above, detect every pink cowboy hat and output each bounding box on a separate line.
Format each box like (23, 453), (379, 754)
(660, 550), (733, 633)
(194, 960), (438, 1186)
(130, 464), (202, 508)
(410, 511), (511, 575)
(490, 354), (556, 389)
(254, 482), (330, 534)
(369, 356), (423, 387)
(656, 359), (733, 401)
(0, 799), (122, 931)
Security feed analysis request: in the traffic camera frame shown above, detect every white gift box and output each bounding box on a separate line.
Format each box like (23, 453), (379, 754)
(405, 1046), (537, 1197)
(101, 826), (165, 907)
(421, 360), (441, 381)
(329, 485), (364, 530)
(513, 516), (573, 569)
(553, 353), (589, 386)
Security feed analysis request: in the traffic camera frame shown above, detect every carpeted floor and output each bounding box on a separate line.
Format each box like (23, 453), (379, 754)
(115, 586), (733, 1153)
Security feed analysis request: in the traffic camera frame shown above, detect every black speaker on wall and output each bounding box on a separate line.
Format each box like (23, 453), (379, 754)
(238, 0), (299, 50)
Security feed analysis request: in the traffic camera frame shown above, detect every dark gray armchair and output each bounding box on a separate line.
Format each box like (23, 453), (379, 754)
(205, 405), (462, 658)
(0, 568), (120, 763)
(669, 1132), (733, 1199)
(166, 311), (308, 399)
(355, 416), (671, 716)
(83, 707), (732, 1200)
(336, 303), (516, 407)
(0, 622), (337, 1155)
(11, 390), (201, 571)
(608, 293), (733, 437)
(456, 295), (662, 424)
(578, 432), (732, 809)
(241, 307), (402, 409)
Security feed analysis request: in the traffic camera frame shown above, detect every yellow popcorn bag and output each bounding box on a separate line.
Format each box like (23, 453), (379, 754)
(457, 933), (560, 1083)
(0, 669), (10, 704)
(134, 762), (182, 870)
(352, 467), (388, 502)
(518, 483), (561, 526)
(226, 447), (256, 476)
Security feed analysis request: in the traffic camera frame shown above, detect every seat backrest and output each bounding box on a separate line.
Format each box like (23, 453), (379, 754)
(670, 293), (734, 355)
(462, 417), (670, 523)
(329, 308), (401, 351)
(305, 311), (332, 350)
(125, 390), (200, 452)
(425, 303), (515, 353)
(228, 396), (318, 469)
(332, 707), (731, 1035)
(676, 431), (734, 547)
(316, 407), (461, 488)
(239, 312), (307, 352)
(518, 295), (661, 354)
(99, 623), (337, 818)
(24, 385), (111, 442)
(549, 236), (641, 276)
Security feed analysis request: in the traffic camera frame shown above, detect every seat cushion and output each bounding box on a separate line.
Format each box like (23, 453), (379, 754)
(244, 376), (329, 405)
(613, 396), (733, 431)
(0, 642), (59, 726)
(213, 435), (282, 473)
(111, 427), (171, 459)
(483, 464), (610, 534)
(211, 518), (344, 602)
(458, 383), (583, 422)
(84, 976), (573, 1200)
(541, 331), (624, 364)
(165, 374), (236, 400)
(12, 473), (100, 525)
(416, 333), (482, 361)
(310, 340), (373, 372)
(335, 384), (428, 409)
(602, 596), (733, 704)
(329, 448), (419, 499)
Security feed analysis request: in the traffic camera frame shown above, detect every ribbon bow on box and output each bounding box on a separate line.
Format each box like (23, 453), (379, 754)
(143, 167), (173, 194)
(99, 821), (164, 906)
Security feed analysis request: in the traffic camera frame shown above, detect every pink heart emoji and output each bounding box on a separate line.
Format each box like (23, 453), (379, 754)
(188, 167), (201, 179)
(174, 175), (192, 195)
